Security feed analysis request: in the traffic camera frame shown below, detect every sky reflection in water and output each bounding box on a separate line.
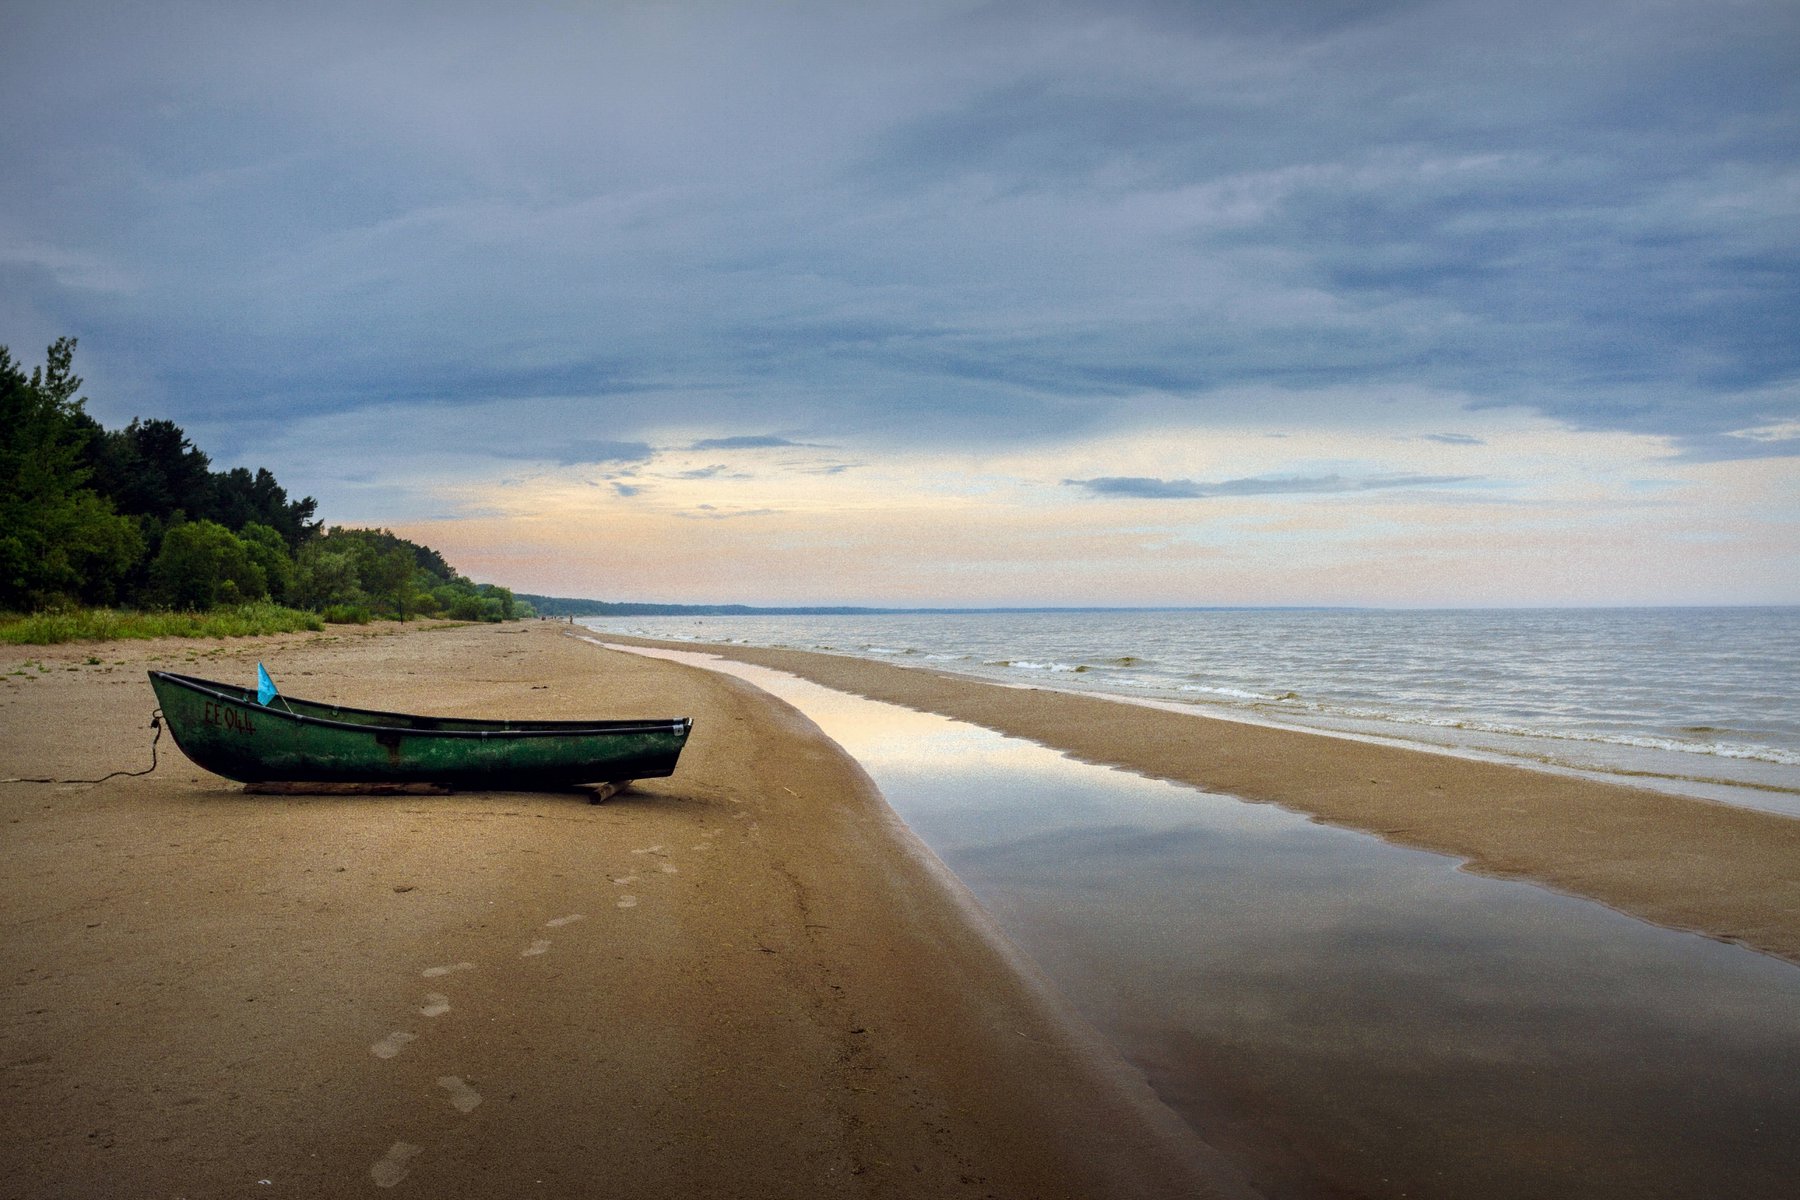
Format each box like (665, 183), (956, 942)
(624, 646), (1800, 1200)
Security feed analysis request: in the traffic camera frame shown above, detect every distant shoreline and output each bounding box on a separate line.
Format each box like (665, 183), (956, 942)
(518, 593), (1357, 617)
(522, 594), (1797, 617)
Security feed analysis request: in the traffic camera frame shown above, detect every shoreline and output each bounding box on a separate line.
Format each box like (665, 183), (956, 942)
(582, 628), (1800, 811)
(597, 632), (1800, 967)
(0, 622), (1239, 1199)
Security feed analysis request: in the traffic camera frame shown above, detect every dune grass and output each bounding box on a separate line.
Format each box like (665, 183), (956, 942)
(0, 603), (326, 645)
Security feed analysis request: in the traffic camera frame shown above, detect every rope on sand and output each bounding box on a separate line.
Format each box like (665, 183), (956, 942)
(2, 710), (163, 784)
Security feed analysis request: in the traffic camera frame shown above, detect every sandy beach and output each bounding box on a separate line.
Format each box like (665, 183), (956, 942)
(0, 622), (1236, 1200)
(7, 620), (1799, 1199)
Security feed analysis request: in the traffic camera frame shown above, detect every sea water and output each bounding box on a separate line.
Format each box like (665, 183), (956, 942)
(579, 607), (1800, 813)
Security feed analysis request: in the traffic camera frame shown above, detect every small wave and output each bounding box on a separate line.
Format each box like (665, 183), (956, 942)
(1276, 702), (1800, 767)
(988, 659), (1087, 673)
(1178, 683), (1282, 701)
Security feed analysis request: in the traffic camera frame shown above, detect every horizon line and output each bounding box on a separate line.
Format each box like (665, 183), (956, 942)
(514, 594), (1799, 616)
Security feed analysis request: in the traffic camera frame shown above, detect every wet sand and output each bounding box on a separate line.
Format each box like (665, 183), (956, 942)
(602, 635), (1800, 967)
(0, 622), (1236, 1199)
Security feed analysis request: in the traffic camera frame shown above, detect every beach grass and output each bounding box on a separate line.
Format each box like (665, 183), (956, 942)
(0, 603), (325, 645)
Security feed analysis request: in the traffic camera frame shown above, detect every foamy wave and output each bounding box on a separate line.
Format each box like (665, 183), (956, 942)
(1526, 729), (1800, 766)
(1178, 683), (1285, 701)
(1291, 702), (1800, 767)
(1098, 677), (1800, 768)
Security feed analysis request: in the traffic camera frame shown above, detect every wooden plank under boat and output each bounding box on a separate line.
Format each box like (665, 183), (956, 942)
(148, 671), (692, 789)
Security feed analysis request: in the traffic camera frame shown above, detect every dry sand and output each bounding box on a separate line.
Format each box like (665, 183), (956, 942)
(0, 622), (1238, 1200)
(608, 635), (1800, 968)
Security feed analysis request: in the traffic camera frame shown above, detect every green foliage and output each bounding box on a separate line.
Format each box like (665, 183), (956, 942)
(442, 584), (521, 622)
(149, 520), (269, 609)
(207, 466), (319, 550)
(88, 418), (213, 524)
(292, 540), (362, 610)
(320, 603), (372, 625)
(481, 584), (517, 620)
(85, 420), (319, 552)
(297, 527), (515, 622)
(0, 337), (523, 636)
(179, 603), (322, 638)
(0, 603), (323, 645)
(446, 593), (489, 621)
(362, 546), (416, 620)
(0, 339), (143, 608)
(237, 523), (295, 603)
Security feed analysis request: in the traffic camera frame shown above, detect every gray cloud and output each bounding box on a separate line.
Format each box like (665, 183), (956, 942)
(523, 440), (654, 467)
(2, 0), (1794, 502)
(689, 435), (808, 450)
(1068, 474), (1476, 499)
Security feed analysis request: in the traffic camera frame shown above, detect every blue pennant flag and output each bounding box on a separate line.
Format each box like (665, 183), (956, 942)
(256, 662), (278, 707)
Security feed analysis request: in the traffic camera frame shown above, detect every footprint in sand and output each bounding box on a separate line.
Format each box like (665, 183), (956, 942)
(612, 874), (637, 887)
(659, 863), (679, 874)
(545, 914), (586, 928)
(422, 962), (475, 979)
(630, 844), (664, 856)
(521, 939), (551, 957)
(370, 1031), (417, 1060)
(419, 993), (450, 1018)
(617, 895), (638, 909)
(370, 1141), (424, 1188)
(437, 1075), (483, 1113)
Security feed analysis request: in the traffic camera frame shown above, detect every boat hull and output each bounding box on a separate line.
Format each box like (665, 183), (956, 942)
(148, 671), (692, 788)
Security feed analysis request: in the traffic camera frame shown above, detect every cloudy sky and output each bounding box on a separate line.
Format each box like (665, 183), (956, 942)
(5, 0), (1795, 606)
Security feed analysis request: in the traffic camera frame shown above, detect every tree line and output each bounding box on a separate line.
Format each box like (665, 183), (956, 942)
(2, 337), (526, 623)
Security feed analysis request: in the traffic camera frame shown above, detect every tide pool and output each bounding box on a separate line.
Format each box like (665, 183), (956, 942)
(618, 642), (1800, 1200)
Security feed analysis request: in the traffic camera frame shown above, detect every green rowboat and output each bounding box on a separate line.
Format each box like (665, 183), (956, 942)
(149, 671), (692, 788)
